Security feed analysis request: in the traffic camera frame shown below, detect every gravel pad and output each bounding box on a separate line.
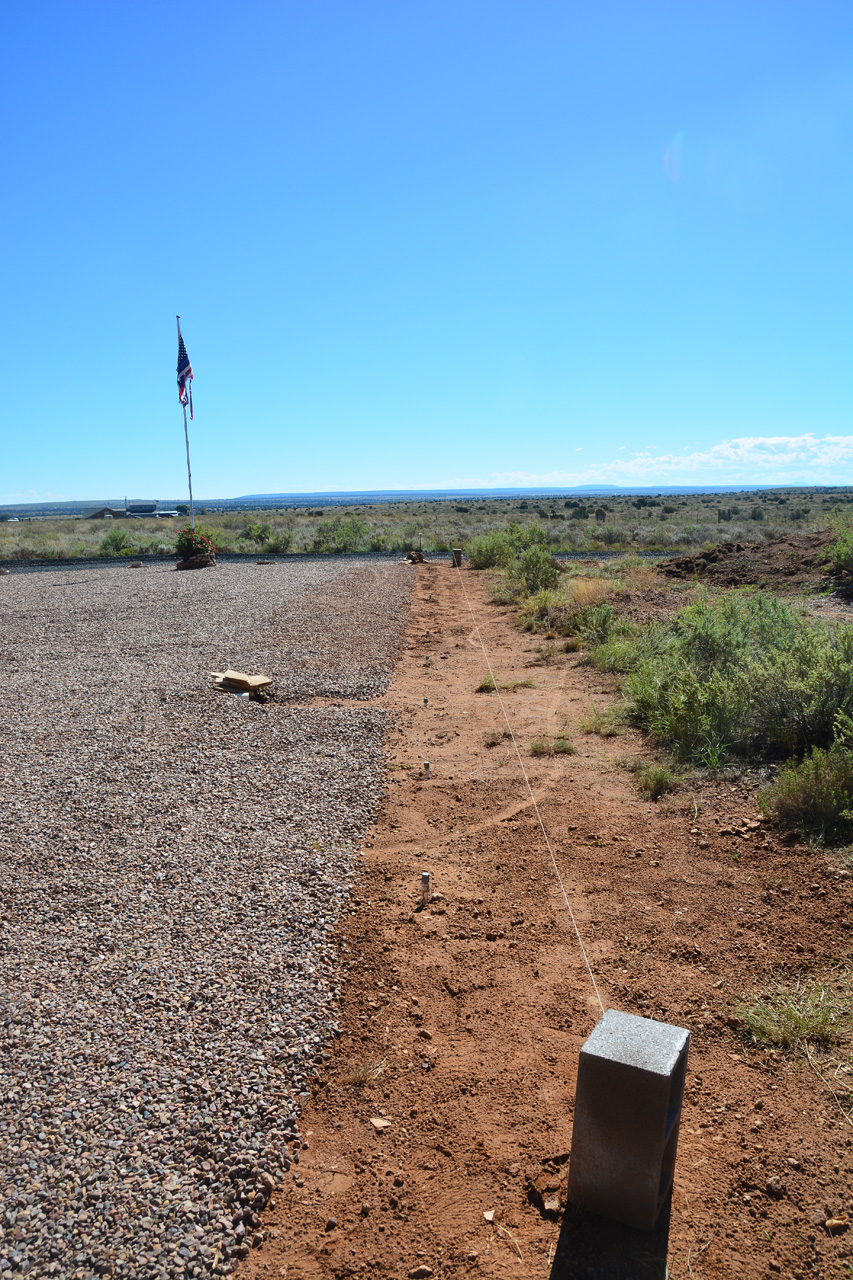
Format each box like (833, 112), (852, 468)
(0, 560), (410, 1278)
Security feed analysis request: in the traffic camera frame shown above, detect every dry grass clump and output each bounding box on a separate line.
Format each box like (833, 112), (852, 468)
(569, 577), (618, 608)
(579, 703), (620, 737)
(530, 736), (576, 757)
(735, 973), (852, 1051)
(635, 764), (678, 800)
(342, 1056), (388, 1088)
(622, 564), (664, 593)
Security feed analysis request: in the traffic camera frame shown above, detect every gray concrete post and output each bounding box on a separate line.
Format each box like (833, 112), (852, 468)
(568, 1009), (690, 1231)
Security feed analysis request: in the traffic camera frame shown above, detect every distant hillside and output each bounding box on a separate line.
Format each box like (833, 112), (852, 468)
(3, 483), (848, 519)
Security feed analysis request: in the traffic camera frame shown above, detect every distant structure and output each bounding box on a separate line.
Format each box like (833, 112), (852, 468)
(84, 506), (124, 520)
(125, 499), (158, 516)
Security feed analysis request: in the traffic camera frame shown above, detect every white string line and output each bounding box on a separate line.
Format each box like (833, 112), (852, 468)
(453, 563), (606, 1016)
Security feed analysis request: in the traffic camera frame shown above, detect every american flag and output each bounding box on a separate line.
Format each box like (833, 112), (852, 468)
(177, 327), (194, 419)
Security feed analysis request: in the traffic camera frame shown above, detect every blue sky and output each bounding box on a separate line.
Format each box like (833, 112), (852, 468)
(1, 1), (851, 502)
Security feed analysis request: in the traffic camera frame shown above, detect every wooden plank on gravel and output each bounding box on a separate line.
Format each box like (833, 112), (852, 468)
(209, 669), (272, 691)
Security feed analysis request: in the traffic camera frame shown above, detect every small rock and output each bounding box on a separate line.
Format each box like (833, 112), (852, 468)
(408, 1268), (434, 1279)
(370, 1117), (392, 1131)
(766, 1177), (786, 1199)
(483, 1210), (495, 1223)
(324, 1218), (338, 1232)
(417, 1029), (433, 1041)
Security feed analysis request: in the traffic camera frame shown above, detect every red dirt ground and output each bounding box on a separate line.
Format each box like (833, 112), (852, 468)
(241, 563), (852, 1280)
(658, 532), (836, 592)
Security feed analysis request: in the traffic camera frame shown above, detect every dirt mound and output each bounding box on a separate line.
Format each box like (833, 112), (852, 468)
(659, 530), (835, 590)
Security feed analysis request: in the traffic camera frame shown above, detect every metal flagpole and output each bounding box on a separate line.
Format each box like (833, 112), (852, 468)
(182, 402), (195, 531)
(176, 316), (195, 530)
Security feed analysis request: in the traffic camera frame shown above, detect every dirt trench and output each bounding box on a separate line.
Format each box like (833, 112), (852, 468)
(242, 562), (852, 1280)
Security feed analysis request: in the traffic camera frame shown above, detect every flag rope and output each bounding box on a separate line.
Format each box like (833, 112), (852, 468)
(453, 560), (606, 1016)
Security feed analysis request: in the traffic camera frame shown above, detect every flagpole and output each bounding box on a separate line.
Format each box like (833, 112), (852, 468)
(176, 315), (195, 531)
(182, 402), (195, 531)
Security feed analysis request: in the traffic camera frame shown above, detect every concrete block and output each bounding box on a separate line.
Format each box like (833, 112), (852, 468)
(568, 1009), (690, 1231)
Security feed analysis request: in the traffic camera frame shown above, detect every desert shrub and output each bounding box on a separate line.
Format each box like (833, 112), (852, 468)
(311, 514), (370, 553)
(589, 634), (640, 673)
(99, 529), (133, 556)
(241, 521), (271, 544)
(759, 744), (853, 840)
(623, 593), (853, 763)
(468, 530), (516, 570)
(476, 673), (496, 693)
(530, 738), (552, 756)
(520, 545), (559, 593)
(468, 522), (549, 572)
(264, 531), (294, 553)
(636, 764), (677, 800)
(573, 601), (615, 646)
(824, 525), (853, 580)
(553, 737), (576, 755)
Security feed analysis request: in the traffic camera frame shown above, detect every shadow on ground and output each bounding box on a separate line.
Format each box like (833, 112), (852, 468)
(549, 1197), (671, 1280)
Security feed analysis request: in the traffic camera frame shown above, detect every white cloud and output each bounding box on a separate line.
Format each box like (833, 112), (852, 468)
(481, 435), (853, 487)
(1, 489), (66, 503)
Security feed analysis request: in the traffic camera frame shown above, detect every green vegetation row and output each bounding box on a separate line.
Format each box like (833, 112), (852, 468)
(476, 536), (853, 843)
(1, 486), (851, 561)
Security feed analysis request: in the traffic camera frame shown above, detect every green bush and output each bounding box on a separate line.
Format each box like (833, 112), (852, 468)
(99, 528), (133, 556)
(520, 545), (559, 593)
(824, 525), (853, 580)
(264, 531), (294, 553)
(468, 530), (516, 570)
(311, 515), (370, 553)
(759, 744), (853, 840)
(468, 522), (549, 571)
(242, 521), (271, 544)
(623, 593), (853, 764)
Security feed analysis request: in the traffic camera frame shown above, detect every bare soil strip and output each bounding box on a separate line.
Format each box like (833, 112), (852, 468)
(246, 562), (853, 1280)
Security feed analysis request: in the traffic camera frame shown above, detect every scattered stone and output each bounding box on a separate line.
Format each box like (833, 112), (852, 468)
(370, 1117), (393, 1131)
(408, 1266), (434, 1278)
(324, 1219), (338, 1232)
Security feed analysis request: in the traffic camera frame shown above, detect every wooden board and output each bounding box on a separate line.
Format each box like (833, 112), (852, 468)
(209, 669), (272, 691)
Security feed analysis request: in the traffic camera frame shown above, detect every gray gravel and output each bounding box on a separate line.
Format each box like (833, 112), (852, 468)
(0, 560), (411, 1278)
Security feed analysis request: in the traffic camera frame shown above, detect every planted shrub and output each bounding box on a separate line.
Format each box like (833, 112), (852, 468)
(176, 528), (217, 559)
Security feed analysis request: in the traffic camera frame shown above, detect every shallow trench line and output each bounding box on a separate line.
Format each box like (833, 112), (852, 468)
(453, 562), (606, 1017)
